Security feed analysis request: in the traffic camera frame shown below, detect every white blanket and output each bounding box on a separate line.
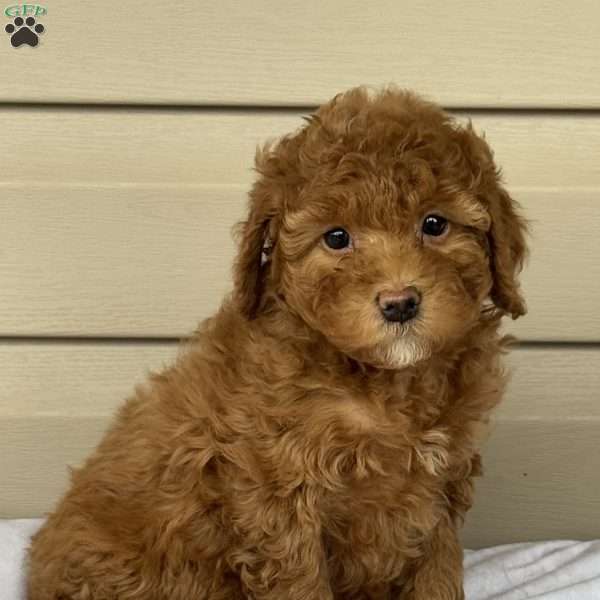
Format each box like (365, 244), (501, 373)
(2, 519), (599, 599)
(465, 541), (600, 599)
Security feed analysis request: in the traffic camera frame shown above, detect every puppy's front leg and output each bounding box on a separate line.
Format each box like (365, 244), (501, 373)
(233, 487), (333, 600)
(400, 515), (464, 600)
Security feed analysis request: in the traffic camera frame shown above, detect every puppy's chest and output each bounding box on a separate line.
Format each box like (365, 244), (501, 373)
(320, 467), (445, 594)
(323, 430), (454, 542)
(316, 416), (456, 590)
(312, 388), (456, 487)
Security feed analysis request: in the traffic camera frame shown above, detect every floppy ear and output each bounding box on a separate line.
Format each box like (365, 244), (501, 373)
(233, 130), (306, 318)
(457, 123), (528, 319)
(232, 179), (280, 319)
(486, 185), (528, 319)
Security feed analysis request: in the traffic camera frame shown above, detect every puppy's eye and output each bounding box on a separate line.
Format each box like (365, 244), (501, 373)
(422, 215), (448, 237)
(323, 228), (351, 250)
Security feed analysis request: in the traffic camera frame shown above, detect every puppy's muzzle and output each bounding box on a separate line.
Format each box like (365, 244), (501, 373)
(377, 287), (421, 324)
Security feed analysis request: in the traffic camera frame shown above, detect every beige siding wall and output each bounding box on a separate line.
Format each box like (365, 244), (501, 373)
(1, 1), (599, 548)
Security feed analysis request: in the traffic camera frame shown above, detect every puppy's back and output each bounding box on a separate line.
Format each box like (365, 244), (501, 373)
(26, 342), (237, 600)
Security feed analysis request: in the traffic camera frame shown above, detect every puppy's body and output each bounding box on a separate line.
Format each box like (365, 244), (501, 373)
(27, 88), (526, 600)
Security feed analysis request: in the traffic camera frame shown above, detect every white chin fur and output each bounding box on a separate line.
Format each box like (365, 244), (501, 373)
(378, 337), (430, 369)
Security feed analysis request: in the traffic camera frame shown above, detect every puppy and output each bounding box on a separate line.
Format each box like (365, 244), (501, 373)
(27, 87), (527, 600)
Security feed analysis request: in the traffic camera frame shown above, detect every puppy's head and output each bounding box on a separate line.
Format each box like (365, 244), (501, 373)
(234, 87), (527, 369)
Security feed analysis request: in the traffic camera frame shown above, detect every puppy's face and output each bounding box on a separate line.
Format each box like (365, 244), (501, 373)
(234, 88), (527, 369)
(277, 176), (491, 369)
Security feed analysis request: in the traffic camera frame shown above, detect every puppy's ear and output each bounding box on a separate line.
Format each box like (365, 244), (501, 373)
(486, 186), (528, 318)
(233, 178), (281, 320)
(458, 124), (528, 319)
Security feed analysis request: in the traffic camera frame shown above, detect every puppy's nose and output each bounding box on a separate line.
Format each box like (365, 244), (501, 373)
(378, 287), (421, 323)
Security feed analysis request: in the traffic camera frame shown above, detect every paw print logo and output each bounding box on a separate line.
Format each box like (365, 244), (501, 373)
(5, 16), (45, 47)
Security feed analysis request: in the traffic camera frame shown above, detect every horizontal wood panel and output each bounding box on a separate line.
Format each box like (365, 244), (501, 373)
(2, 343), (600, 548)
(1, 109), (600, 188)
(0, 341), (178, 417)
(463, 420), (600, 548)
(0, 415), (108, 517)
(0, 1), (598, 108)
(1, 186), (599, 340)
(0, 186), (241, 337)
(2, 344), (598, 419)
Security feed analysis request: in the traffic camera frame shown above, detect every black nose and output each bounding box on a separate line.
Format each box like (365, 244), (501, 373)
(378, 287), (421, 324)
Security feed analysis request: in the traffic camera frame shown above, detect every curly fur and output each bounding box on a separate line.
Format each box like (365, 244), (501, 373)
(27, 86), (527, 600)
